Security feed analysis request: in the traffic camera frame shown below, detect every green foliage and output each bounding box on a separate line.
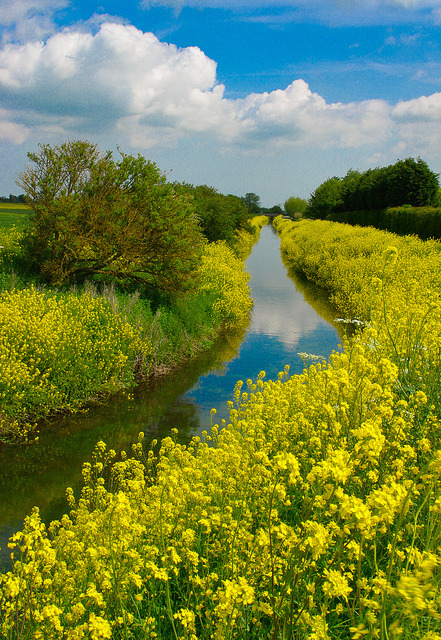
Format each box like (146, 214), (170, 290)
(330, 208), (382, 228)
(260, 204), (283, 217)
(386, 157), (439, 207)
(17, 140), (204, 297)
(176, 183), (252, 244)
(284, 196), (307, 219)
(383, 205), (441, 239)
(331, 206), (441, 240)
(307, 158), (439, 220)
(242, 192), (261, 215)
(0, 194), (26, 203)
(344, 158), (440, 211)
(305, 176), (344, 219)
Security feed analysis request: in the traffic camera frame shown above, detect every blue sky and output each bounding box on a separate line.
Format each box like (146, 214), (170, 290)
(0, 1), (441, 206)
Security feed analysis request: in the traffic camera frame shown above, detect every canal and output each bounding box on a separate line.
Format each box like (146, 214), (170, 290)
(0, 223), (343, 569)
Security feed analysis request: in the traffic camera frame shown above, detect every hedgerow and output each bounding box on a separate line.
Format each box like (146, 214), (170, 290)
(330, 206), (441, 241)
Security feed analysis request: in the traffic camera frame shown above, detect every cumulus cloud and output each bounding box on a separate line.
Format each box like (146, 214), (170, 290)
(393, 92), (441, 120)
(0, 0), (69, 43)
(233, 81), (392, 149)
(0, 109), (29, 143)
(0, 22), (440, 156)
(0, 23), (224, 135)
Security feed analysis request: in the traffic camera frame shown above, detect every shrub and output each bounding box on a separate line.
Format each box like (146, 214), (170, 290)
(305, 177), (344, 219)
(17, 141), (204, 297)
(330, 206), (441, 240)
(173, 183), (252, 245)
(284, 196), (308, 219)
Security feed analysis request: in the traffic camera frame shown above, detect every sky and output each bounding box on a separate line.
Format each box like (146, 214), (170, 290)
(0, 1), (441, 206)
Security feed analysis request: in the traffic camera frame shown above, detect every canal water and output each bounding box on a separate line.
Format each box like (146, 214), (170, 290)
(0, 224), (343, 570)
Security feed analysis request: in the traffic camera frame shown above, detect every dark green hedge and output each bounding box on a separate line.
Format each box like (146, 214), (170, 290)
(330, 206), (441, 240)
(306, 158), (440, 220)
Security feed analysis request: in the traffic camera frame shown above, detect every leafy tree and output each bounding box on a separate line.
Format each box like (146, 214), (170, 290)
(338, 158), (439, 212)
(175, 183), (251, 244)
(0, 194), (27, 203)
(386, 157), (439, 207)
(242, 192), (261, 215)
(284, 196), (307, 219)
(17, 140), (204, 296)
(305, 177), (344, 219)
(307, 158), (439, 219)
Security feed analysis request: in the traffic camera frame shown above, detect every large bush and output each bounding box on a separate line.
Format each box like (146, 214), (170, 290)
(284, 196), (308, 219)
(175, 183), (252, 245)
(17, 141), (204, 297)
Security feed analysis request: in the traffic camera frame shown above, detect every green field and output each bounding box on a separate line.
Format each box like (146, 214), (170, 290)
(0, 203), (30, 229)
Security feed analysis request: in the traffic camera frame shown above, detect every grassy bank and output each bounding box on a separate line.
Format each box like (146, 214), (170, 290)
(0, 203), (30, 231)
(234, 215), (269, 260)
(0, 221), (265, 443)
(2, 217), (441, 638)
(274, 217), (441, 417)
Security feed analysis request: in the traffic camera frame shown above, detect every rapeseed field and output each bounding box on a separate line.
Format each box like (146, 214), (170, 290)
(1, 218), (441, 639)
(0, 225), (256, 442)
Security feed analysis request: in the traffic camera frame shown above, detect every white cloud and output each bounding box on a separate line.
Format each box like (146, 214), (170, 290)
(140, 0), (441, 25)
(0, 110), (29, 143)
(0, 0), (69, 43)
(392, 92), (441, 120)
(230, 80), (392, 149)
(0, 21), (440, 158)
(0, 0), (67, 25)
(0, 23), (222, 131)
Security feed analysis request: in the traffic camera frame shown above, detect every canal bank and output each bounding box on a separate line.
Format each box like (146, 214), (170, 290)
(0, 224), (342, 570)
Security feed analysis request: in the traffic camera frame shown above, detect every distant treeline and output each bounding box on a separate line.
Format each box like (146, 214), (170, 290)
(306, 158), (439, 218)
(305, 157), (441, 239)
(0, 194), (26, 203)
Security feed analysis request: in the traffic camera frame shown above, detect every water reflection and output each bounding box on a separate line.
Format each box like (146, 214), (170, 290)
(0, 224), (343, 570)
(185, 225), (343, 426)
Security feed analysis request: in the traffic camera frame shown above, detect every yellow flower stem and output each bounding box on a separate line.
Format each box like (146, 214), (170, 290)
(158, 487), (179, 640)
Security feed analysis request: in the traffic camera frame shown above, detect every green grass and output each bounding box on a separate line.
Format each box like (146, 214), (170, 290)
(0, 203), (30, 230)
